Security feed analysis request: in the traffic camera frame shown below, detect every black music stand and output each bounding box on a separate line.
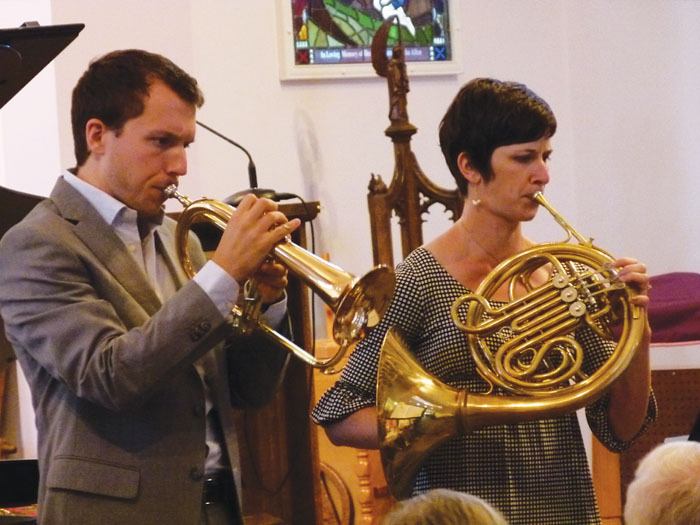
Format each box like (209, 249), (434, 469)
(0, 25), (83, 523)
(0, 21), (84, 109)
(0, 21), (84, 362)
(0, 459), (38, 523)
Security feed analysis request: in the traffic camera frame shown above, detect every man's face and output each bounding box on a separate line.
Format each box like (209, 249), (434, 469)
(88, 80), (196, 217)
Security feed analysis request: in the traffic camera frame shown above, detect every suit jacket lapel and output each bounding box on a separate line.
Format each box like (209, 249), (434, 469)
(155, 223), (189, 290)
(50, 178), (163, 315)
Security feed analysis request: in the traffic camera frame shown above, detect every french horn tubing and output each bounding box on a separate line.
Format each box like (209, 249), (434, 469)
(165, 185), (395, 372)
(377, 191), (647, 499)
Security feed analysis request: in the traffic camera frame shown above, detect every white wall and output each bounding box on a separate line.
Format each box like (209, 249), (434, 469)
(565, 1), (700, 274)
(4, 0), (698, 275)
(1, 0), (699, 458)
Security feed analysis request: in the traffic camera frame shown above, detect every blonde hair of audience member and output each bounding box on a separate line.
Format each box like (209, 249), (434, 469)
(381, 489), (508, 525)
(624, 441), (700, 525)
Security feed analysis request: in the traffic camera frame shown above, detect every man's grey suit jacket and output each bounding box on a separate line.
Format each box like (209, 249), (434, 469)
(0, 177), (287, 524)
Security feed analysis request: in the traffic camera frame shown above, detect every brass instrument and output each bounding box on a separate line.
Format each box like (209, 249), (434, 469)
(377, 191), (647, 498)
(165, 185), (395, 371)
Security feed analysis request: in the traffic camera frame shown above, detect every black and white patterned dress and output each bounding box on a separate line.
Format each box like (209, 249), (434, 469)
(312, 247), (656, 525)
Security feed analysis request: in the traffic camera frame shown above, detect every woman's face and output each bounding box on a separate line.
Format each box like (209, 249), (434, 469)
(481, 137), (552, 223)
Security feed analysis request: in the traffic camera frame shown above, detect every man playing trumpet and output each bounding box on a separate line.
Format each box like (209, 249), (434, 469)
(0, 49), (300, 524)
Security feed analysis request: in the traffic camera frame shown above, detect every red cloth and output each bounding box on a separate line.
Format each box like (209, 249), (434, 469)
(649, 272), (700, 344)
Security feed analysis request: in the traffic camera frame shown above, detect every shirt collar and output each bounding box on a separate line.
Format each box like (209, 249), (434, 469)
(62, 169), (165, 233)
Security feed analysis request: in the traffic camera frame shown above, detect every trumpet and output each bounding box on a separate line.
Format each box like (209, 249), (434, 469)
(377, 191), (647, 498)
(165, 185), (395, 371)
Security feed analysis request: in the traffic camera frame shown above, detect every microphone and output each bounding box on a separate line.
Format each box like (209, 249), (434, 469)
(196, 121), (295, 205)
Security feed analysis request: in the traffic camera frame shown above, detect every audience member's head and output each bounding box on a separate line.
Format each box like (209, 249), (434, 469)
(624, 440), (700, 525)
(382, 488), (508, 525)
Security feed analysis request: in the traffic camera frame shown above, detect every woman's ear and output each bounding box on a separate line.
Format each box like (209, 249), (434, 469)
(457, 152), (481, 185)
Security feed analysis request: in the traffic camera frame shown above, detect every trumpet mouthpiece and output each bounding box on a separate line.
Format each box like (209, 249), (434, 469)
(164, 185), (191, 207)
(164, 184), (178, 198)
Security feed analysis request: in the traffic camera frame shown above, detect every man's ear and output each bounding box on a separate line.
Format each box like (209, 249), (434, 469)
(84, 118), (109, 157)
(457, 152), (481, 185)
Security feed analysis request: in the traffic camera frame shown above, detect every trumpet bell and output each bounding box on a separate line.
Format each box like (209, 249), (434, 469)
(270, 240), (394, 346)
(333, 265), (395, 344)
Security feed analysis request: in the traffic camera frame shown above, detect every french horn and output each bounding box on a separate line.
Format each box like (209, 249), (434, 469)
(377, 191), (647, 498)
(165, 185), (395, 372)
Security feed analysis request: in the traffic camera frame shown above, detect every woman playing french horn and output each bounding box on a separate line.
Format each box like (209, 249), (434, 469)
(312, 78), (656, 524)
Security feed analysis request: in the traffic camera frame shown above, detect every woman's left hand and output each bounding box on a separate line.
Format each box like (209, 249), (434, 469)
(613, 257), (651, 307)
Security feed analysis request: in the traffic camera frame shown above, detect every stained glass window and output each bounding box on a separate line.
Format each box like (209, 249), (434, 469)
(288, 0), (452, 67)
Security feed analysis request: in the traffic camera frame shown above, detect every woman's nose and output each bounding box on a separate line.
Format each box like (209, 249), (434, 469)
(531, 161), (550, 186)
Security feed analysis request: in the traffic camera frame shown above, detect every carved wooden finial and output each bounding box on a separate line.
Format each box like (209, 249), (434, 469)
(371, 17), (394, 78)
(371, 17), (414, 134)
(368, 173), (388, 194)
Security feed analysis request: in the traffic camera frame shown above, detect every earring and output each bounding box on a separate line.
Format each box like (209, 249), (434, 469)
(471, 199), (481, 207)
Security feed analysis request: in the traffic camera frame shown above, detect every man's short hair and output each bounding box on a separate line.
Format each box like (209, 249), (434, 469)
(71, 49), (204, 166)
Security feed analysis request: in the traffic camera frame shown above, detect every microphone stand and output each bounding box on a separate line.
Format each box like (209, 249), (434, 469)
(196, 120), (282, 206)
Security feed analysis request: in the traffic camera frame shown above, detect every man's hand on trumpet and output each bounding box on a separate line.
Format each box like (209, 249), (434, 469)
(254, 260), (290, 305)
(212, 193), (301, 286)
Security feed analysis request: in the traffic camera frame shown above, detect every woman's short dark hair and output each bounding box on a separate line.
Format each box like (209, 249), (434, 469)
(71, 49), (205, 167)
(439, 78), (557, 196)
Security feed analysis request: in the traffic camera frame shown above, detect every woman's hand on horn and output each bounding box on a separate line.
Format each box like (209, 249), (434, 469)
(212, 193), (301, 284)
(613, 257), (651, 308)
